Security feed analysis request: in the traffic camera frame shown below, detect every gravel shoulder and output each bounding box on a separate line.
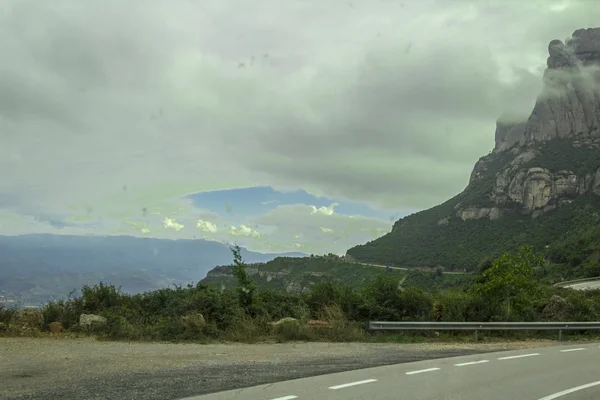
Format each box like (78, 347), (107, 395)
(0, 337), (568, 400)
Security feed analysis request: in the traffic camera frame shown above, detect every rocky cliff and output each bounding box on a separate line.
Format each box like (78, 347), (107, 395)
(461, 27), (600, 220)
(203, 264), (313, 293)
(496, 28), (600, 151)
(346, 27), (600, 270)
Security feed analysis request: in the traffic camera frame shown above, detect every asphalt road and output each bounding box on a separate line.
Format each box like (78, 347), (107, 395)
(182, 343), (600, 400)
(564, 280), (600, 291)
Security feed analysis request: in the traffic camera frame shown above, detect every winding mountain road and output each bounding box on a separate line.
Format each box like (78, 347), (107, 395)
(563, 280), (600, 291)
(355, 262), (471, 275)
(557, 277), (600, 291)
(182, 343), (600, 400)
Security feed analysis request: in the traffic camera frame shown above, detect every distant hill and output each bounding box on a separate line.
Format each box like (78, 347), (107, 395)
(200, 254), (472, 293)
(0, 234), (305, 306)
(347, 27), (600, 274)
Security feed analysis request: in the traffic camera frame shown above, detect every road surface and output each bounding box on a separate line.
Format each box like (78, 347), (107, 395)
(357, 262), (471, 275)
(181, 343), (600, 400)
(563, 280), (600, 291)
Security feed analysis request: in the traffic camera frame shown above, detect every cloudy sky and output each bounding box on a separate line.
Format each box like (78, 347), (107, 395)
(1, 0), (599, 254)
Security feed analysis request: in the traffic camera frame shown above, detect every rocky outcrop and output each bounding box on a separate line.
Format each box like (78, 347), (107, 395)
(496, 28), (600, 151)
(461, 163), (600, 219)
(456, 206), (502, 221)
(542, 295), (573, 320)
(79, 314), (107, 331)
(458, 28), (600, 220)
(285, 281), (306, 293)
(203, 266), (310, 293)
(181, 312), (206, 331)
(494, 120), (527, 152)
(246, 268), (290, 281)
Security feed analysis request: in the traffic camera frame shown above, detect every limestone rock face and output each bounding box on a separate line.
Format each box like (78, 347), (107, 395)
(497, 28), (600, 151)
(542, 295), (573, 320)
(494, 120), (527, 152)
(456, 206), (501, 221)
(462, 160), (600, 219)
(458, 28), (600, 220)
(79, 314), (107, 331)
(203, 265), (310, 293)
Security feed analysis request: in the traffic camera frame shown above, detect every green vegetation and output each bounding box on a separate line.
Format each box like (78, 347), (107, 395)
(200, 253), (467, 293)
(523, 138), (600, 175)
(470, 246), (543, 321)
(404, 270), (473, 292)
(540, 222), (600, 281)
(201, 254), (406, 291)
(348, 190), (600, 274)
(2, 245), (599, 343)
(348, 138), (600, 272)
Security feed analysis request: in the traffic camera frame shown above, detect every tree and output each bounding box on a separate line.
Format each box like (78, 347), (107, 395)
(470, 245), (543, 320)
(230, 245), (257, 313)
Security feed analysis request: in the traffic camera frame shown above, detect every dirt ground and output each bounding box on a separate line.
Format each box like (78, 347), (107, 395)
(0, 337), (569, 400)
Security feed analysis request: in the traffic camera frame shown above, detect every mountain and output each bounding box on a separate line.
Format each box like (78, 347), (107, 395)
(201, 254), (405, 293)
(0, 234), (305, 306)
(346, 27), (600, 272)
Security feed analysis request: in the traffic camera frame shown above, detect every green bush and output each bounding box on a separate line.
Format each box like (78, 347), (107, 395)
(27, 245), (600, 343)
(0, 302), (16, 332)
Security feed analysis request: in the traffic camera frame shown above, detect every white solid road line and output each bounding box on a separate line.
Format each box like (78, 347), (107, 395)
(559, 348), (585, 352)
(328, 379), (377, 390)
(405, 367), (441, 375)
(537, 380), (600, 400)
(454, 360), (489, 367)
(497, 353), (540, 360)
(270, 396), (298, 400)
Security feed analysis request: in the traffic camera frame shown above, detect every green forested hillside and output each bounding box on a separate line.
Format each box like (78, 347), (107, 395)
(347, 139), (600, 276)
(200, 254), (471, 293)
(542, 222), (600, 281)
(347, 185), (600, 273)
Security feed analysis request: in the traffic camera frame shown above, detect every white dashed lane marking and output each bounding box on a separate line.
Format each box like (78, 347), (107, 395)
(269, 346), (596, 399)
(405, 367), (440, 375)
(454, 360), (489, 367)
(329, 379), (378, 390)
(497, 353), (540, 360)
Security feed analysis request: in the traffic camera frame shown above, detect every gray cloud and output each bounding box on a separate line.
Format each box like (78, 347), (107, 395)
(1, 0), (599, 239)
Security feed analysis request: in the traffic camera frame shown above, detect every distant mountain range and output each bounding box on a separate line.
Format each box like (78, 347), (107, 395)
(0, 234), (305, 306)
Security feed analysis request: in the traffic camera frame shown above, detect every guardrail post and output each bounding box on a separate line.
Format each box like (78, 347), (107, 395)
(474, 329), (478, 342)
(559, 329), (562, 343)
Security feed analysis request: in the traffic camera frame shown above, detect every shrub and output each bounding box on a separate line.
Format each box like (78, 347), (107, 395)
(18, 244), (600, 343)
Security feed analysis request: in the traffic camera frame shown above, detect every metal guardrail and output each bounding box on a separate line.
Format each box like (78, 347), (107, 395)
(368, 321), (600, 342)
(554, 276), (600, 287)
